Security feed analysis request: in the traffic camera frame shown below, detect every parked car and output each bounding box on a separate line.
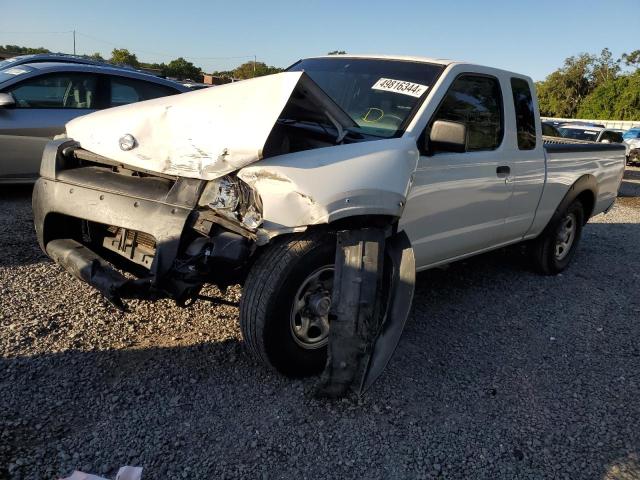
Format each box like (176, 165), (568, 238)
(32, 55), (626, 395)
(623, 128), (640, 159)
(557, 124), (625, 144)
(0, 53), (108, 70)
(0, 61), (189, 182)
(542, 121), (562, 137)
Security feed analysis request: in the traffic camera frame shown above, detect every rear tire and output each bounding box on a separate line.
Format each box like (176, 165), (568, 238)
(239, 231), (335, 377)
(530, 199), (584, 275)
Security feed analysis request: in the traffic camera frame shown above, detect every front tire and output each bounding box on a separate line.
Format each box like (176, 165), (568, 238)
(239, 231), (335, 377)
(530, 199), (585, 275)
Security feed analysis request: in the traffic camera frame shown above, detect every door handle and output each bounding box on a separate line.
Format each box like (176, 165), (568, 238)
(496, 165), (511, 177)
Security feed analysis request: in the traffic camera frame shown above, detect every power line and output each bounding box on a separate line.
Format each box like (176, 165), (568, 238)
(1, 29), (258, 66)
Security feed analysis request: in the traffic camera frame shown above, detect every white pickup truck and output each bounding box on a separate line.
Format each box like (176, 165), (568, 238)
(33, 55), (626, 396)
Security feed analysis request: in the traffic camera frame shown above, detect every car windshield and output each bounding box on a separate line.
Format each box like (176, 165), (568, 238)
(558, 127), (600, 141)
(623, 129), (640, 140)
(287, 57), (445, 138)
(0, 65), (34, 84)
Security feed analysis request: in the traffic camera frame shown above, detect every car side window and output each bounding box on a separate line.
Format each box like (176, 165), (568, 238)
(110, 76), (179, 107)
(600, 131), (622, 143)
(6, 73), (98, 109)
(431, 74), (503, 151)
(510, 78), (536, 150)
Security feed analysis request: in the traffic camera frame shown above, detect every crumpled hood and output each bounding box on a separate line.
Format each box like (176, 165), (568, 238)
(65, 72), (314, 180)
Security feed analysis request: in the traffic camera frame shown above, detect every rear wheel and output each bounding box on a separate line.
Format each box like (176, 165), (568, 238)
(239, 231), (335, 377)
(530, 199), (584, 275)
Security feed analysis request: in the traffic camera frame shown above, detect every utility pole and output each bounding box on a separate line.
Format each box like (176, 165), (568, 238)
(73, 30), (76, 55)
(253, 55), (256, 77)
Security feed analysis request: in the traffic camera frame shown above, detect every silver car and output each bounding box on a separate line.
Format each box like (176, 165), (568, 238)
(0, 61), (189, 183)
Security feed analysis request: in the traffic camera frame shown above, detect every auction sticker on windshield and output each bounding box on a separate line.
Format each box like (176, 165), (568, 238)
(372, 78), (428, 98)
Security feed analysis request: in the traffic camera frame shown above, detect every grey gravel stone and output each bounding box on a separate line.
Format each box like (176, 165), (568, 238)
(1, 167), (639, 479)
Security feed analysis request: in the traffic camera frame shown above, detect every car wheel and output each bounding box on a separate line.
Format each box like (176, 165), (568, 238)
(530, 199), (585, 275)
(239, 231), (335, 377)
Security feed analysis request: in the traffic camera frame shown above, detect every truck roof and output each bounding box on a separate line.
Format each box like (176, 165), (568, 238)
(306, 54), (530, 79)
(309, 54), (454, 66)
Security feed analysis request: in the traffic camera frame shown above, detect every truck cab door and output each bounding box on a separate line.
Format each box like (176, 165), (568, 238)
(400, 73), (514, 268)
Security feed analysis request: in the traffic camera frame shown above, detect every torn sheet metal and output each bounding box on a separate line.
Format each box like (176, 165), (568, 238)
(359, 230), (416, 393)
(65, 72), (351, 180)
(65, 72), (300, 179)
(315, 229), (416, 397)
(237, 137), (419, 230)
(316, 228), (386, 398)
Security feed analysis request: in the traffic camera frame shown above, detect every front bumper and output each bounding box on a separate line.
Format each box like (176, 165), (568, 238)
(33, 139), (211, 306)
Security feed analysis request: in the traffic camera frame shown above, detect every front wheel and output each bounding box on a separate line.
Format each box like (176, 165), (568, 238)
(239, 231), (335, 377)
(530, 199), (585, 275)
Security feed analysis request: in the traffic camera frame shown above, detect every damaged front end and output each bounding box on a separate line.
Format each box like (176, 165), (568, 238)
(33, 141), (260, 309)
(34, 69), (420, 395)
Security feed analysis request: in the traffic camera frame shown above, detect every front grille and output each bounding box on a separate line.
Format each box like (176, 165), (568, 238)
(100, 225), (156, 269)
(106, 226), (156, 251)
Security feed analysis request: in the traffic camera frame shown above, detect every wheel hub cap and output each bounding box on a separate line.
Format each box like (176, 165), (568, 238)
(290, 265), (334, 349)
(554, 212), (577, 260)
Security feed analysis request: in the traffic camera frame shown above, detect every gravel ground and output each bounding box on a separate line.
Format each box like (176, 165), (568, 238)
(1, 168), (639, 480)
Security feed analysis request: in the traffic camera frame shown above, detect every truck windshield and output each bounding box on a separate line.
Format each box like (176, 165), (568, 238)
(558, 127), (600, 141)
(288, 57), (445, 138)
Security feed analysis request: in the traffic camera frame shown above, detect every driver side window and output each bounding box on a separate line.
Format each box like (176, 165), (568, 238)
(431, 74), (503, 151)
(6, 73), (98, 109)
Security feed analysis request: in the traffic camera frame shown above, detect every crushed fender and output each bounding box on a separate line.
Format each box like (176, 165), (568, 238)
(315, 228), (416, 398)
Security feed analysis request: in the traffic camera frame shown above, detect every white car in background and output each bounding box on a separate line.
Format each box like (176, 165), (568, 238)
(623, 128), (640, 159)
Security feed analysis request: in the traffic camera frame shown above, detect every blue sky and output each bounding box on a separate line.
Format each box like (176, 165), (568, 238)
(1, 0), (637, 80)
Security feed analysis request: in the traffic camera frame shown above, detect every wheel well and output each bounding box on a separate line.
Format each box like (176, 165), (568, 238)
(576, 189), (595, 223)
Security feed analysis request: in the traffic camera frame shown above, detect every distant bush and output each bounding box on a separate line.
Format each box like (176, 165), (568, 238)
(577, 72), (640, 120)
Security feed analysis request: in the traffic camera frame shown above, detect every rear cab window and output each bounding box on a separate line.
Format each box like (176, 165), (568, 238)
(600, 130), (623, 143)
(510, 77), (536, 150)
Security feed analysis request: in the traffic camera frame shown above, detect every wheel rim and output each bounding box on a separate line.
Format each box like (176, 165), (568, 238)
(290, 265), (334, 350)
(554, 212), (577, 260)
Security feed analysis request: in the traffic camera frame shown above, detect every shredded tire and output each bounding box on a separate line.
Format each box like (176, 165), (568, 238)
(239, 231), (335, 376)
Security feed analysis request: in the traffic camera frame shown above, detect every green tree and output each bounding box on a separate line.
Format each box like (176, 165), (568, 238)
(577, 71), (640, 121)
(109, 48), (139, 67)
(88, 52), (104, 61)
(232, 61), (283, 79)
(537, 53), (594, 117)
(0, 44), (50, 55)
(162, 57), (201, 80)
(622, 50), (640, 70)
(327, 50), (346, 55)
(591, 48), (620, 87)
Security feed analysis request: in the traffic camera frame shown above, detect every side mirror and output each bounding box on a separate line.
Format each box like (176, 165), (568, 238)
(0, 93), (15, 108)
(428, 120), (467, 153)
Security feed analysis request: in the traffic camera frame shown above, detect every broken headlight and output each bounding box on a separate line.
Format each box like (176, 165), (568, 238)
(199, 175), (263, 230)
